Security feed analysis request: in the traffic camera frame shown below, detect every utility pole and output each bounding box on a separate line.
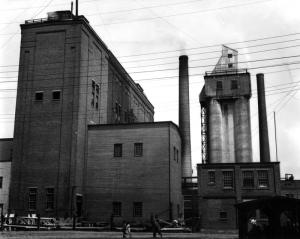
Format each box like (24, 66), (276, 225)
(273, 111), (279, 162)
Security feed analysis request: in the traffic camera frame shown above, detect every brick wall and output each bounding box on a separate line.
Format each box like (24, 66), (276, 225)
(86, 122), (182, 224)
(198, 162), (281, 229)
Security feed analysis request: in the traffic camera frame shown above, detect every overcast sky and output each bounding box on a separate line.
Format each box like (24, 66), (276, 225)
(1, 0), (300, 178)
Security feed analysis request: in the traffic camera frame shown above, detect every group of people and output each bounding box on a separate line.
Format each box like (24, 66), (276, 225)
(122, 214), (162, 238)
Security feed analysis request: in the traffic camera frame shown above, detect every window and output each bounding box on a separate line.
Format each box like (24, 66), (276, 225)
(258, 170), (269, 188)
(113, 202), (122, 216)
(208, 171), (215, 185)
(52, 90), (61, 100)
(228, 54), (233, 58)
(133, 202), (143, 217)
(0, 176), (2, 188)
(46, 188), (54, 210)
(243, 171), (254, 188)
(114, 144), (122, 157)
(223, 171), (234, 189)
(35, 91), (43, 101)
(28, 188), (37, 211)
(95, 96), (99, 110)
(92, 80), (95, 91)
(231, 80), (238, 90)
(134, 143), (143, 157)
(173, 147), (176, 161)
(176, 149), (179, 163)
(219, 211), (228, 221)
(216, 81), (223, 90)
(228, 63), (233, 68)
(96, 84), (100, 94)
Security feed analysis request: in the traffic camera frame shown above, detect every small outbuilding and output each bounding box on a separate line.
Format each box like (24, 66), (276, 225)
(236, 196), (300, 239)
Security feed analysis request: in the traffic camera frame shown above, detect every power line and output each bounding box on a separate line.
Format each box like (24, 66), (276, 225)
(88, 0), (271, 26)
(1, 53), (300, 78)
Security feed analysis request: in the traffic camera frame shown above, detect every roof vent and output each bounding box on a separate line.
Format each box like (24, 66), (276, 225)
(47, 11), (73, 21)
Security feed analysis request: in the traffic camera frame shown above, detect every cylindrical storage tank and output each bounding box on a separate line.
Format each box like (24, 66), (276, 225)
(234, 97), (253, 162)
(179, 55), (192, 177)
(256, 73), (271, 162)
(208, 99), (223, 163)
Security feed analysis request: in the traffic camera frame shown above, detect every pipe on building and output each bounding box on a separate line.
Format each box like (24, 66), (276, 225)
(76, 0), (78, 16)
(208, 99), (223, 163)
(234, 97), (253, 163)
(256, 73), (271, 162)
(179, 55), (192, 177)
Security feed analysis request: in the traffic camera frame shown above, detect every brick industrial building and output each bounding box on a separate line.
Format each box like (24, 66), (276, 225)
(197, 46), (281, 229)
(0, 138), (13, 214)
(2, 6), (300, 231)
(7, 9), (191, 224)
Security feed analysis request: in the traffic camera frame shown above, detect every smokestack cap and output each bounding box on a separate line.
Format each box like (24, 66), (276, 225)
(179, 55), (188, 61)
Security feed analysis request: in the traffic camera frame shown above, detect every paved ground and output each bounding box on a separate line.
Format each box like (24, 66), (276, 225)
(0, 231), (238, 239)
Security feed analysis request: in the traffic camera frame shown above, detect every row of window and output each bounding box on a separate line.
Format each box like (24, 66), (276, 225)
(113, 201), (143, 217)
(208, 170), (269, 189)
(28, 188), (54, 211)
(216, 80), (238, 91)
(114, 143), (143, 157)
(34, 91), (61, 101)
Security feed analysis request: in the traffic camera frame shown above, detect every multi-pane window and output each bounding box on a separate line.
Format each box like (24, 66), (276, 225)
(208, 171), (215, 185)
(134, 143), (143, 157)
(91, 80), (100, 109)
(243, 171), (254, 188)
(113, 202), (122, 216)
(228, 54), (233, 58)
(28, 188), (37, 211)
(0, 176), (3, 188)
(115, 102), (122, 122)
(231, 80), (238, 90)
(216, 81), (223, 90)
(228, 63), (233, 68)
(52, 90), (61, 100)
(35, 91), (43, 101)
(114, 144), (122, 157)
(133, 202), (143, 217)
(219, 211), (228, 221)
(223, 171), (234, 189)
(46, 188), (54, 210)
(258, 170), (269, 188)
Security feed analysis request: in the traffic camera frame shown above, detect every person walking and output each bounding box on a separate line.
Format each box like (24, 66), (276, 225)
(151, 214), (162, 238)
(122, 221), (131, 238)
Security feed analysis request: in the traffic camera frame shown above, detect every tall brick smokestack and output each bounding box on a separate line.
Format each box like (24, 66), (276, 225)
(256, 73), (271, 162)
(179, 55), (192, 177)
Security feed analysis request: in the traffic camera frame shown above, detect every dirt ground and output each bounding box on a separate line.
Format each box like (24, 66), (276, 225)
(0, 231), (238, 239)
